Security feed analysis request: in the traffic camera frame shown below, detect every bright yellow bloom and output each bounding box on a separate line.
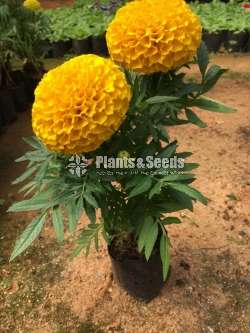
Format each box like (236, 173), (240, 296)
(32, 55), (131, 154)
(23, 0), (41, 11)
(106, 0), (202, 74)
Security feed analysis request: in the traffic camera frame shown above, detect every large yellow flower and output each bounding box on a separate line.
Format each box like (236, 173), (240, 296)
(23, 0), (41, 11)
(106, 0), (202, 74)
(32, 55), (131, 154)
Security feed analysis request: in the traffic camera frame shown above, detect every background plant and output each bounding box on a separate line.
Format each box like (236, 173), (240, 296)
(0, 0), (47, 79)
(191, 0), (250, 33)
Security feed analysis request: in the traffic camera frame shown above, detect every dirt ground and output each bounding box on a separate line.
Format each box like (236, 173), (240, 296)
(40, 0), (74, 9)
(0, 55), (250, 333)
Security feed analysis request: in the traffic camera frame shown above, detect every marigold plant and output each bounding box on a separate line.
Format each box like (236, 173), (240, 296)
(9, 1), (235, 287)
(32, 55), (131, 154)
(106, 0), (202, 74)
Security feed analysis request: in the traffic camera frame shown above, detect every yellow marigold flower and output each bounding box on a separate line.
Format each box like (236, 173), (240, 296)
(106, 0), (202, 74)
(23, 0), (41, 11)
(32, 55), (131, 154)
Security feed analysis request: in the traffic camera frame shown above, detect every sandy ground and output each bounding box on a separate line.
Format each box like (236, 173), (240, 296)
(0, 55), (250, 333)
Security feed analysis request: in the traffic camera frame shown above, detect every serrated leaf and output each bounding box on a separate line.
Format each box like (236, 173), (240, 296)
(52, 206), (64, 242)
(128, 177), (152, 198)
(157, 125), (169, 142)
(125, 175), (145, 191)
(192, 96), (236, 113)
(35, 160), (50, 182)
(138, 216), (154, 253)
(84, 201), (96, 223)
(169, 189), (194, 211)
(160, 217), (181, 225)
(146, 96), (179, 104)
(149, 182), (162, 199)
(70, 223), (102, 258)
(8, 190), (53, 212)
(84, 191), (98, 208)
(186, 109), (207, 128)
(144, 222), (158, 261)
(157, 141), (177, 159)
(197, 41), (209, 78)
(160, 233), (170, 281)
(10, 213), (46, 261)
(163, 173), (195, 182)
(182, 163), (199, 171)
(23, 136), (43, 150)
(12, 165), (39, 185)
(202, 65), (227, 93)
(66, 198), (83, 233)
(167, 183), (208, 205)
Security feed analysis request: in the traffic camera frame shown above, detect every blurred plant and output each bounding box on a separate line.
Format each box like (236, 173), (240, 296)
(191, 0), (250, 32)
(0, 0), (47, 80)
(42, 5), (113, 42)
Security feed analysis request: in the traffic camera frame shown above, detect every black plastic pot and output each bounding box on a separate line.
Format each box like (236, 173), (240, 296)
(51, 40), (72, 58)
(246, 33), (250, 52)
(108, 243), (167, 302)
(224, 31), (248, 53)
(202, 31), (222, 53)
(73, 38), (92, 55)
(40, 39), (52, 58)
(92, 34), (109, 56)
(0, 88), (17, 125)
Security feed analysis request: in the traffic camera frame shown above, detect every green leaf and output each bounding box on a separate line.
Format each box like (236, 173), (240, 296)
(160, 216), (182, 225)
(185, 109), (207, 128)
(157, 141), (177, 159)
(71, 223), (102, 258)
(178, 83), (201, 97)
(125, 175), (146, 191)
(84, 191), (98, 208)
(202, 65), (227, 93)
(66, 198), (84, 233)
(10, 213), (46, 261)
(169, 189), (194, 211)
(144, 222), (158, 261)
(160, 233), (170, 281)
(128, 177), (152, 198)
(156, 200), (191, 213)
(23, 136), (43, 150)
(167, 183), (208, 205)
(8, 190), (53, 212)
(146, 96), (179, 104)
(197, 41), (209, 79)
(157, 125), (169, 142)
(12, 165), (39, 185)
(192, 96), (236, 113)
(52, 206), (64, 242)
(163, 173), (195, 182)
(35, 160), (50, 182)
(84, 201), (96, 223)
(182, 162), (199, 172)
(138, 216), (154, 253)
(149, 182), (162, 199)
